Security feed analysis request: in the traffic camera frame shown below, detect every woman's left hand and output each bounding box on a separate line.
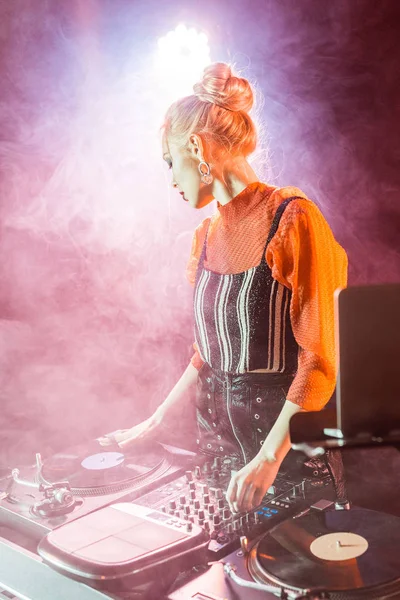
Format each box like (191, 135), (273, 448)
(226, 452), (281, 513)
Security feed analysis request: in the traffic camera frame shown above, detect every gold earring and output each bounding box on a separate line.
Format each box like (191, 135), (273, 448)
(198, 161), (213, 185)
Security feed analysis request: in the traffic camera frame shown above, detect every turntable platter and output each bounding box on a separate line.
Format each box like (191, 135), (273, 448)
(249, 507), (400, 594)
(40, 440), (168, 496)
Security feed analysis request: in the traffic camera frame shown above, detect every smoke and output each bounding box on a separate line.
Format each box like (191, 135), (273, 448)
(0, 0), (399, 465)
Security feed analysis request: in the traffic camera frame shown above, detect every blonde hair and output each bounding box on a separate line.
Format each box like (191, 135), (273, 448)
(163, 62), (257, 157)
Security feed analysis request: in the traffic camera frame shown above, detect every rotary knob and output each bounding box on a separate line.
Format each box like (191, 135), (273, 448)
(186, 522), (193, 532)
(208, 504), (215, 515)
(179, 495), (186, 506)
(184, 505), (191, 515)
(217, 498), (225, 509)
(189, 481), (196, 491)
(222, 508), (231, 520)
(200, 483), (209, 495)
(194, 465), (202, 478)
(169, 500), (177, 511)
(213, 514), (221, 526)
(189, 490), (196, 501)
(233, 520), (240, 531)
(185, 471), (193, 482)
(194, 500), (201, 510)
(203, 494), (210, 505)
(215, 488), (223, 499)
(198, 509), (205, 520)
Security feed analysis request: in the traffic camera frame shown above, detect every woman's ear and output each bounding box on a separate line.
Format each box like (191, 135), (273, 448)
(189, 134), (205, 161)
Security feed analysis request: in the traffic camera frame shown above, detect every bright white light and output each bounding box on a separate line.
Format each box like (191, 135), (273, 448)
(155, 24), (211, 103)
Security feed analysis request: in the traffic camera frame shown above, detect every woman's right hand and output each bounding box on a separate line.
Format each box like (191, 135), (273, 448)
(98, 410), (165, 450)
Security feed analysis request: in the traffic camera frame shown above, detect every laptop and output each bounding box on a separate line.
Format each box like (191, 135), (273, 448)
(325, 283), (400, 440)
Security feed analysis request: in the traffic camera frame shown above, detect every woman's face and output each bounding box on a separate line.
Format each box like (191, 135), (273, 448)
(162, 135), (214, 209)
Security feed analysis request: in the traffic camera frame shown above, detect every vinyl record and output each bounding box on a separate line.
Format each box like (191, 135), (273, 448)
(249, 507), (400, 595)
(40, 439), (167, 495)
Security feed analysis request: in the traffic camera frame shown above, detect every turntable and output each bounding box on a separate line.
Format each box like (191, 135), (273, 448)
(0, 439), (195, 543)
(169, 501), (400, 600)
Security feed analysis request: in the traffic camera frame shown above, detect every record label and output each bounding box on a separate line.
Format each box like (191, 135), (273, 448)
(310, 532), (368, 561)
(81, 452), (125, 471)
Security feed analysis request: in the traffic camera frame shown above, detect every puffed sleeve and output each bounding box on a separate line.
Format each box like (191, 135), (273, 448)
(186, 218), (211, 370)
(266, 198), (348, 411)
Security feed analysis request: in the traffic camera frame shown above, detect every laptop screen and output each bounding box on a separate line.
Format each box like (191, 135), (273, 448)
(335, 284), (400, 438)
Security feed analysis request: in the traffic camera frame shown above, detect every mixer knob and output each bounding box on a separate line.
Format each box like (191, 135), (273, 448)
(189, 481), (196, 491)
(213, 514), (221, 526)
(212, 470), (220, 481)
(208, 504), (215, 515)
(200, 483), (209, 495)
(215, 488), (223, 499)
(198, 509), (205, 520)
(240, 516), (247, 528)
(179, 495), (186, 506)
(227, 523), (233, 534)
(222, 508), (231, 520)
(203, 521), (210, 532)
(186, 522), (193, 532)
(169, 500), (177, 511)
(189, 490), (196, 501)
(194, 465), (202, 478)
(161, 506), (166, 513)
(233, 520), (240, 531)
(203, 493), (210, 505)
(254, 512), (260, 524)
(175, 510), (181, 518)
(194, 500), (201, 510)
(184, 505), (191, 515)
(217, 498), (225, 509)
(185, 471), (193, 482)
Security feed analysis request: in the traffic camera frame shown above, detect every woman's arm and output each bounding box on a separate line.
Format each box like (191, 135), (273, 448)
(226, 400), (302, 512)
(99, 362), (198, 449)
(154, 362), (199, 420)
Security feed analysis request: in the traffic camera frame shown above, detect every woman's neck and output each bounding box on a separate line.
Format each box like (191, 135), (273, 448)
(211, 156), (259, 206)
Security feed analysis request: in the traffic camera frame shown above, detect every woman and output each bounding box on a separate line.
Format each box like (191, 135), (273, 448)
(100, 63), (348, 515)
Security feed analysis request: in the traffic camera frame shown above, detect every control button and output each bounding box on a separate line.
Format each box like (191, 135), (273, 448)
(179, 495), (186, 506)
(189, 481), (196, 491)
(271, 500), (276, 504)
(271, 509), (278, 514)
(169, 500), (177, 511)
(194, 466), (202, 478)
(200, 484), (209, 495)
(184, 505), (191, 515)
(198, 509), (205, 520)
(284, 504), (289, 509)
(208, 504), (215, 515)
(215, 488), (223, 499)
(189, 490), (196, 501)
(212, 457), (222, 469)
(254, 513), (260, 524)
(212, 470), (220, 481)
(186, 522), (193, 532)
(194, 500), (201, 510)
(174, 510), (181, 518)
(203, 521), (210, 532)
(203, 494), (210, 505)
(185, 471), (193, 482)
(198, 518), (205, 527)
(217, 499), (225, 510)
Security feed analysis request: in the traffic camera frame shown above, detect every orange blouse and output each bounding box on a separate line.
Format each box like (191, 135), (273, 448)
(186, 182), (348, 411)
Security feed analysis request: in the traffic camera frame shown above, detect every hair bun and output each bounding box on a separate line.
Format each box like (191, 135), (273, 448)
(193, 62), (254, 113)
